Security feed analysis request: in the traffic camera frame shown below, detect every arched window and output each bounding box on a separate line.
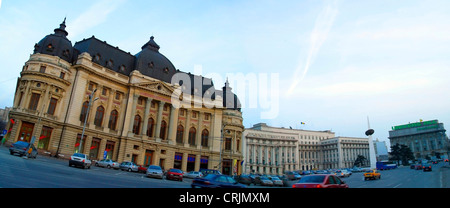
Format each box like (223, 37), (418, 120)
(94, 106), (105, 127)
(160, 120), (167, 140)
(80, 101), (89, 122)
(188, 127), (196, 145)
(108, 110), (118, 130)
(147, 118), (155, 137)
(176, 125), (184, 144)
(133, 115), (141, 135)
(201, 129), (209, 147)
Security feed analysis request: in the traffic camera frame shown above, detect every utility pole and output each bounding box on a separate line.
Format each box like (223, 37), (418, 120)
(79, 89), (98, 153)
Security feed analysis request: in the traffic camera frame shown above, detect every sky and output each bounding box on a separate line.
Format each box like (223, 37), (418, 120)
(1, 0), (450, 149)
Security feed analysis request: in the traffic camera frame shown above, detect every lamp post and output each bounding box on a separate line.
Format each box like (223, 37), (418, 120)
(78, 89), (98, 153)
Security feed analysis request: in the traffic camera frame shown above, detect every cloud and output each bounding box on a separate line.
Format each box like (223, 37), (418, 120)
(68, 0), (126, 39)
(287, 0), (338, 95)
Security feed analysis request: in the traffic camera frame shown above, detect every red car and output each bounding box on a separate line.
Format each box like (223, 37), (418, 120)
(166, 168), (183, 182)
(292, 174), (348, 188)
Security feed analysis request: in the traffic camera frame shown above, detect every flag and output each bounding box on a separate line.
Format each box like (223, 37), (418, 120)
(301, 122), (305, 125)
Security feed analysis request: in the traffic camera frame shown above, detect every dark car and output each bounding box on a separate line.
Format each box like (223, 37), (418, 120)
(166, 168), (183, 181)
(234, 174), (253, 185)
(292, 174), (348, 188)
(422, 163), (432, 172)
(191, 174), (246, 188)
(285, 171), (301, 180)
(9, 141), (37, 158)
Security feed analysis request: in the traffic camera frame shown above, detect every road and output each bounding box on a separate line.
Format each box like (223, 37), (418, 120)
(1, 145), (448, 188)
(343, 163), (449, 188)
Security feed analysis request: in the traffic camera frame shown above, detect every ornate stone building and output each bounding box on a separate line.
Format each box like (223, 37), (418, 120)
(6, 19), (244, 175)
(243, 123), (369, 174)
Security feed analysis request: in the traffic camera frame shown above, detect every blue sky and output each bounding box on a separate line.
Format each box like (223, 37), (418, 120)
(1, 0), (450, 148)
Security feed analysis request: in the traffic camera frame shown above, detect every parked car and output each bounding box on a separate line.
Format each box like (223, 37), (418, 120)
(415, 163), (423, 170)
(95, 159), (120, 169)
(292, 174), (348, 188)
(119, 161), (139, 172)
(146, 165), (164, 179)
(364, 169), (381, 180)
(269, 176), (283, 186)
(258, 176), (274, 186)
(69, 153), (92, 169)
(199, 168), (222, 176)
(285, 171), (301, 180)
(279, 175), (291, 187)
(340, 170), (351, 177)
(138, 165), (148, 173)
(183, 171), (203, 179)
(422, 163), (432, 172)
(166, 168), (183, 181)
(333, 170), (346, 178)
(234, 174), (253, 186)
(191, 174), (246, 188)
(9, 141), (38, 158)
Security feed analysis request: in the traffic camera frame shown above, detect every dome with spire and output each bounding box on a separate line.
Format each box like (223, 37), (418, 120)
(134, 36), (177, 83)
(33, 18), (74, 63)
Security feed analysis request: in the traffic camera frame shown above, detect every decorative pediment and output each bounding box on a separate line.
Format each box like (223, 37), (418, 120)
(135, 80), (175, 96)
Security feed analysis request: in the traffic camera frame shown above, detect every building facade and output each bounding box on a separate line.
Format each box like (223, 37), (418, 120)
(243, 124), (299, 175)
(321, 137), (370, 169)
(242, 123), (369, 174)
(389, 120), (450, 160)
(6, 19), (244, 175)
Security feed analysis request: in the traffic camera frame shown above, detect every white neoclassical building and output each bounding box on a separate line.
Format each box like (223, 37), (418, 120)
(243, 123), (370, 174)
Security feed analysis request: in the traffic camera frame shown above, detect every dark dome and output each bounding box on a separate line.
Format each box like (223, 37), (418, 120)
(33, 18), (74, 63)
(134, 36), (177, 83)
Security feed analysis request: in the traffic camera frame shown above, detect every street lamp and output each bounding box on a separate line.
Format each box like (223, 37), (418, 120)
(78, 89), (98, 153)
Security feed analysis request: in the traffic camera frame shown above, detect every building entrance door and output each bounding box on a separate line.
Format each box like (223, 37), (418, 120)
(18, 122), (34, 143)
(144, 150), (154, 166)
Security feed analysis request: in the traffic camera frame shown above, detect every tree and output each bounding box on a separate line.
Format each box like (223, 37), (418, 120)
(354, 155), (367, 167)
(389, 143), (415, 165)
(399, 144), (414, 165)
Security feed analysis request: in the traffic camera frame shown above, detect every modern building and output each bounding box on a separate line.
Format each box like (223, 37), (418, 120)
(242, 123), (370, 174)
(5, 19), (244, 175)
(374, 138), (389, 161)
(389, 119), (450, 160)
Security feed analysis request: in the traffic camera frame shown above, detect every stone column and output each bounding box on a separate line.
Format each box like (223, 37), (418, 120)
(141, 98), (152, 138)
(183, 109), (191, 146)
(155, 101), (165, 139)
(196, 112), (204, 147)
(181, 152), (188, 172)
(128, 94), (139, 135)
(167, 105), (179, 144)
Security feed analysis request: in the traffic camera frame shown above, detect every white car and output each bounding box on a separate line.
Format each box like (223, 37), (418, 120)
(183, 171), (203, 179)
(69, 153), (92, 169)
(96, 159), (120, 169)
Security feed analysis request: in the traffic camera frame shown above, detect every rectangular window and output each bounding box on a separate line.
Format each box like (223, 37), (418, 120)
(39, 66), (46, 73)
(28, 93), (40, 110)
(225, 137), (232, 150)
(47, 97), (58, 115)
(59, 72), (65, 79)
